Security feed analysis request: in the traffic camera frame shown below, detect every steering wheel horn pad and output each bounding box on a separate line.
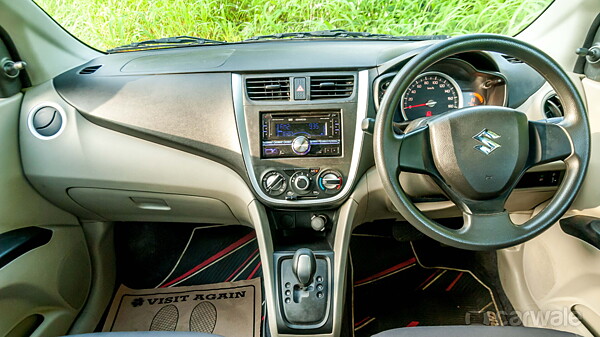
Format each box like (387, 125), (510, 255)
(428, 106), (529, 201)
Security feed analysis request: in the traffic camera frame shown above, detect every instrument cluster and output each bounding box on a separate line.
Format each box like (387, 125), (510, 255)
(374, 58), (507, 121)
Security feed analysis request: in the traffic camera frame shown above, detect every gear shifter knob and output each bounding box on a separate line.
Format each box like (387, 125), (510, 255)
(292, 248), (316, 287)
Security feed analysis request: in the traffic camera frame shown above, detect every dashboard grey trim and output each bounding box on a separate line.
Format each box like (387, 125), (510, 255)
(53, 71), (248, 178)
(232, 70), (368, 206)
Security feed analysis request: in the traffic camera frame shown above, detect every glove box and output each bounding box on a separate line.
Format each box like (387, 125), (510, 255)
(67, 188), (238, 224)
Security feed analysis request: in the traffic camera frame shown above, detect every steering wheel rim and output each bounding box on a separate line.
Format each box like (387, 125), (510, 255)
(374, 34), (590, 250)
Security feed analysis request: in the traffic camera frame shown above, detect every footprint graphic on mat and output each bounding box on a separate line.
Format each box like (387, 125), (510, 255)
(150, 304), (179, 331)
(189, 301), (217, 333)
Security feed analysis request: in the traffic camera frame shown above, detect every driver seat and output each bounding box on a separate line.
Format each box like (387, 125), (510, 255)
(374, 326), (581, 337)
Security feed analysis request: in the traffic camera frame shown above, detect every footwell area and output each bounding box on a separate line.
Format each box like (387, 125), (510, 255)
(351, 222), (517, 337)
(109, 223), (265, 335)
(115, 223), (262, 288)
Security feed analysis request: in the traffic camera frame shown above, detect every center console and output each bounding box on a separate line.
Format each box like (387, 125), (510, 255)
(232, 71), (367, 207)
(260, 111), (345, 200)
(233, 70), (368, 336)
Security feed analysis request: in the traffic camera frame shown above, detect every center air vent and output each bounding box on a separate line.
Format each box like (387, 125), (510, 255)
(310, 75), (354, 99)
(246, 77), (290, 100)
(79, 65), (102, 75)
(543, 93), (564, 118)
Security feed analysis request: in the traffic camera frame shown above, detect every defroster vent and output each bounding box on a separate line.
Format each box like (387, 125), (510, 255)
(79, 65), (102, 75)
(246, 77), (290, 100)
(310, 75), (354, 99)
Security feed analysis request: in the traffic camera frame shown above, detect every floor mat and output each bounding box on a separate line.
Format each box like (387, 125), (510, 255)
(351, 228), (508, 337)
(102, 279), (261, 337)
(109, 223), (265, 334)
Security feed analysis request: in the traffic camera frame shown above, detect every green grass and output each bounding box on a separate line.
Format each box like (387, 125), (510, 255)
(34, 0), (553, 51)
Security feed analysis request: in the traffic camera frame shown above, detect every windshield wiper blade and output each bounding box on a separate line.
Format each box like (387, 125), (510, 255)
(106, 36), (227, 53)
(244, 29), (450, 42)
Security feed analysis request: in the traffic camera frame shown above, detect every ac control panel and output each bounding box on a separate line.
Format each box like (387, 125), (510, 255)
(261, 168), (343, 201)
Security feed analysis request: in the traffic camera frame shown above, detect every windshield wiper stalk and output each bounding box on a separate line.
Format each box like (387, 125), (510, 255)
(107, 36), (227, 53)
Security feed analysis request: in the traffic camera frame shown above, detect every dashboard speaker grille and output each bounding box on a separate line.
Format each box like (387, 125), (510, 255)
(246, 77), (290, 100)
(310, 75), (354, 99)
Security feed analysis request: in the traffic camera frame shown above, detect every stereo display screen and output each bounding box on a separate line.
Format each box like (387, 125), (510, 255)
(274, 122), (327, 137)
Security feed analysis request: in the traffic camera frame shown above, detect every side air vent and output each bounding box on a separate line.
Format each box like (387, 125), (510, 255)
(502, 55), (523, 64)
(246, 77), (290, 100)
(79, 65), (102, 75)
(543, 93), (564, 118)
(310, 75), (354, 99)
(27, 103), (66, 140)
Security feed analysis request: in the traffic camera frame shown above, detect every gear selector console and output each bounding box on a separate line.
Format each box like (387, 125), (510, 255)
(274, 249), (333, 333)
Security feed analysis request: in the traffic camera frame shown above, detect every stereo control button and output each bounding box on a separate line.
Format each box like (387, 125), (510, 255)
(291, 136), (311, 155)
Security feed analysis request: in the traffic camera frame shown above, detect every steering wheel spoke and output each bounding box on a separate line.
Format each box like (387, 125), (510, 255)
(398, 125), (439, 176)
(459, 210), (525, 248)
(527, 120), (573, 168)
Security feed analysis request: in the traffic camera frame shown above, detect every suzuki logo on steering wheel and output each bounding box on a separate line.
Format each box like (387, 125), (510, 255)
(473, 128), (501, 155)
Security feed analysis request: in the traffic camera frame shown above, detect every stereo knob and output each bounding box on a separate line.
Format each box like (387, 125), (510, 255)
(262, 171), (287, 196)
(319, 171), (343, 192)
(291, 136), (311, 155)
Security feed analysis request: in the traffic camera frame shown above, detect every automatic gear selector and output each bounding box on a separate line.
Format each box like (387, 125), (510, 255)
(275, 249), (333, 331)
(292, 248), (316, 287)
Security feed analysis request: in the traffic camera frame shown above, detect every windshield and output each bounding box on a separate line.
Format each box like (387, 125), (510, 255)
(34, 0), (553, 52)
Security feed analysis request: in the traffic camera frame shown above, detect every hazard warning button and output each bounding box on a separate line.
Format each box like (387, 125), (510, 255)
(293, 77), (307, 100)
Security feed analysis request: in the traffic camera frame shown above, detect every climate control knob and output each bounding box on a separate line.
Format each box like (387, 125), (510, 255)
(291, 136), (311, 155)
(318, 171), (343, 194)
(295, 175), (311, 191)
(262, 171), (287, 196)
(290, 171), (312, 195)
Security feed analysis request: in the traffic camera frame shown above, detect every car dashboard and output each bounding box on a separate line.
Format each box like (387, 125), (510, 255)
(19, 39), (560, 221)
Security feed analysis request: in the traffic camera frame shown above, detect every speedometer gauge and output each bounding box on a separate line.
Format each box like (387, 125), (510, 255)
(401, 72), (463, 120)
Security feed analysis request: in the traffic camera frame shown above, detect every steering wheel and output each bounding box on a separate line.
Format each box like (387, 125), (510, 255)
(374, 34), (590, 250)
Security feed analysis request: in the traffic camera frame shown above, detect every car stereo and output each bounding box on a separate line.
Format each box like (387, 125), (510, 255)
(261, 111), (342, 158)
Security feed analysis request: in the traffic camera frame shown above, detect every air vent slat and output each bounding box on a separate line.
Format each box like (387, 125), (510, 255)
(309, 75), (354, 100)
(246, 77), (290, 100)
(310, 82), (354, 85)
(502, 55), (523, 64)
(79, 65), (102, 75)
(543, 93), (564, 118)
(311, 89), (354, 92)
